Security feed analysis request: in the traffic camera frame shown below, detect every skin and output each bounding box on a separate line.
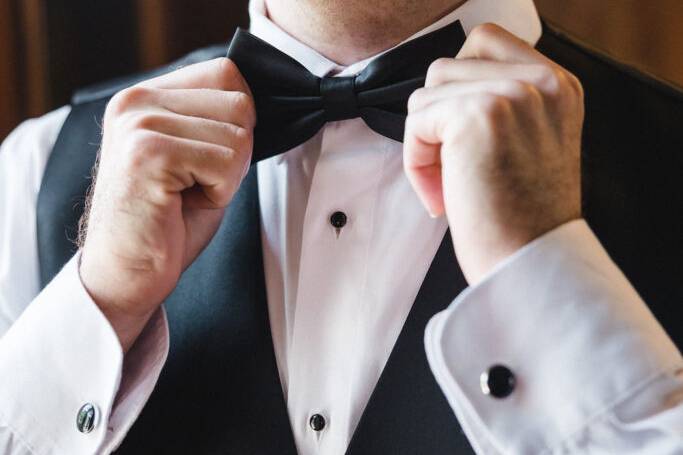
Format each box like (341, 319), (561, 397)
(404, 25), (583, 282)
(79, 60), (256, 352)
(79, 1), (583, 352)
(265, 0), (468, 64)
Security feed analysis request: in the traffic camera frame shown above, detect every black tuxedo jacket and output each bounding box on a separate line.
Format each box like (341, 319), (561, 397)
(36, 23), (683, 454)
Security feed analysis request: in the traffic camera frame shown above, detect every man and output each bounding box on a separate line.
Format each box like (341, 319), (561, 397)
(0, 0), (681, 453)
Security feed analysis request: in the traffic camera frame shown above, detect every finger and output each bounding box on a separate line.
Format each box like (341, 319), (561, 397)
(457, 23), (551, 65)
(108, 86), (256, 128)
(129, 112), (253, 151)
(403, 136), (445, 217)
(403, 101), (459, 217)
(136, 132), (250, 209)
(181, 204), (226, 269)
(137, 57), (251, 93)
(404, 95), (491, 217)
(409, 79), (542, 113)
(154, 89), (256, 127)
(425, 59), (557, 88)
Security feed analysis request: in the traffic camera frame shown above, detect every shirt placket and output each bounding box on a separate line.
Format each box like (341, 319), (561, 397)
(285, 119), (388, 454)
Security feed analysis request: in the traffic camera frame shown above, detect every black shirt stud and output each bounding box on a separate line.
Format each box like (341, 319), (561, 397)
(330, 211), (347, 238)
(309, 413), (326, 431)
(480, 364), (516, 399)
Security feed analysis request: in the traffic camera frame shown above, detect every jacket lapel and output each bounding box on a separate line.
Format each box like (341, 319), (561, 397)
(346, 231), (475, 454)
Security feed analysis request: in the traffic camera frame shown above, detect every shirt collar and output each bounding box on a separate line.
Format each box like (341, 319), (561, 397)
(248, 0), (542, 78)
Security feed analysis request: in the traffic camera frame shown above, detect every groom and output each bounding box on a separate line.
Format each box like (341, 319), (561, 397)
(0, 0), (682, 453)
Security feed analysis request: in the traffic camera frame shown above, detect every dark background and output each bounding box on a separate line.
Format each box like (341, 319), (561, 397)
(1, 0), (682, 139)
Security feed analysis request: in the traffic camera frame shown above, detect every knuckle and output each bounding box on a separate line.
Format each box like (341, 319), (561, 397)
(129, 130), (161, 153)
(534, 65), (561, 92)
(407, 88), (426, 112)
(126, 112), (164, 131)
(533, 64), (553, 80)
(229, 91), (256, 124)
(125, 131), (166, 169)
(476, 94), (510, 122)
(507, 80), (542, 106)
(425, 58), (453, 86)
(231, 124), (253, 151)
(566, 71), (584, 99)
(503, 80), (529, 97)
(469, 23), (501, 45)
(548, 69), (566, 98)
(403, 112), (419, 136)
(215, 57), (239, 89)
(219, 145), (238, 163)
(548, 69), (582, 107)
(107, 86), (151, 116)
(218, 145), (245, 180)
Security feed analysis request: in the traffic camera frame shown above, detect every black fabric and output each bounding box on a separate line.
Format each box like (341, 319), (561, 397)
(115, 169), (299, 454)
(226, 22), (467, 162)
(37, 98), (109, 286)
(36, 23), (683, 454)
(538, 23), (683, 349)
(346, 232), (472, 455)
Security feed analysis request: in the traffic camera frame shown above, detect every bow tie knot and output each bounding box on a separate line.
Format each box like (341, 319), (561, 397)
(227, 21), (466, 162)
(320, 77), (359, 122)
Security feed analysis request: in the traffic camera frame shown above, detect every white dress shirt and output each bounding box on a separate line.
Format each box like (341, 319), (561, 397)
(1, 0), (682, 454)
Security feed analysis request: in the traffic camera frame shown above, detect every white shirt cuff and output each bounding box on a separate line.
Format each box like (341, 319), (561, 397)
(425, 219), (683, 454)
(0, 254), (169, 454)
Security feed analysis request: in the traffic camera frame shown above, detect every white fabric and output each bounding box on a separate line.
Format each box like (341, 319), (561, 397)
(253, 1), (540, 452)
(0, 0), (681, 454)
(0, 106), (169, 455)
(425, 220), (683, 454)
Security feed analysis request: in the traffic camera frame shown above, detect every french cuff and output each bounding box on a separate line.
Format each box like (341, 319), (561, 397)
(425, 219), (683, 454)
(0, 254), (169, 455)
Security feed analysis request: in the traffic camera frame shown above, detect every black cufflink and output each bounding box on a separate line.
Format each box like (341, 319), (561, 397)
(480, 364), (515, 399)
(77, 402), (99, 433)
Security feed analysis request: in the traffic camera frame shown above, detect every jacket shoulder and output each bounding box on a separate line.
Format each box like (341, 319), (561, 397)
(71, 44), (228, 105)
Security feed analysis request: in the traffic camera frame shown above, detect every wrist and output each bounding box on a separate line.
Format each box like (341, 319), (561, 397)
(95, 303), (156, 353)
(78, 251), (158, 353)
(455, 214), (582, 285)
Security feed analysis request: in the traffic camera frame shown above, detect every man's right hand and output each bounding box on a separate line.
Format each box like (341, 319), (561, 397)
(79, 58), (256, 352)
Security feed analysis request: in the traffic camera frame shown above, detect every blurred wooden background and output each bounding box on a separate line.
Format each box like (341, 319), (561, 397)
(536, 0), (683, 86)
(1, 0), (681, 139)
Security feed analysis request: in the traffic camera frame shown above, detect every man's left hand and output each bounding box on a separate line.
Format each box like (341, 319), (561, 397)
(404, 23), (584, 284)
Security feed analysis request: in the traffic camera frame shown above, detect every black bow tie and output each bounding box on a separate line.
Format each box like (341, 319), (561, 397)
(226, 21), (466, 163)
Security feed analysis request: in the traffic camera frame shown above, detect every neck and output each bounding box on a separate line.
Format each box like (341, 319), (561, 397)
(264, 0), (468, 65)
